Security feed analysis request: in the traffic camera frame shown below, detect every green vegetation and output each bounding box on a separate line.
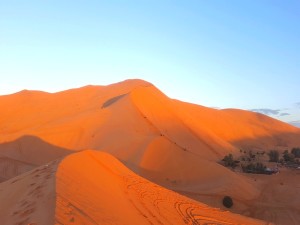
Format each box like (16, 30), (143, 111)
(222, 196), (233, 208)
(221, 148), (300, 174)
(283, 150), (295, 163)
(268, 150), (279, 162)
(222, 154), (238, 168)
(277, 149), (300, 168)
(241, 162), (266, 174)
(291, 147), (300, 158)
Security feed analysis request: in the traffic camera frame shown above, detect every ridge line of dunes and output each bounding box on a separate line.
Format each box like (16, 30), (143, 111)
(0, 79), (299, 224)
(0, 150), (268, 225)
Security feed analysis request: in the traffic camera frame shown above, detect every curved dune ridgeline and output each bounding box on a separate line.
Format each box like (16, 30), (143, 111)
(0, 151), (267, 225)
(0, 79), (299, 224)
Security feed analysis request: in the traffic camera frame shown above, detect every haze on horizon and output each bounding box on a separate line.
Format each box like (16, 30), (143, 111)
(1, 0), (299, 124)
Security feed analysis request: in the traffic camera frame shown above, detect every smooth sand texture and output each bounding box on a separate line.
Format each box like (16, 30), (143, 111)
(0, 79), (299, 224)
(0, 150), (267, 225)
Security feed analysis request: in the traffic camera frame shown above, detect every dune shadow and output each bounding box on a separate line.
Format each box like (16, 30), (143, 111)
(0, 135), (72, 182)
(230, 130), (300, 152)
(102, 93), (127, 108)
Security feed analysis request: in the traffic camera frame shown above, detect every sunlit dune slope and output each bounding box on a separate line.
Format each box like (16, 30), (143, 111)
(130, 84), (300, 154)
(171, 100), (300, 151)
(1, 79), (299, 163)
(0, 150), (267, 225)
(0, 79), (299, 197)
(138, 136), (259, 200)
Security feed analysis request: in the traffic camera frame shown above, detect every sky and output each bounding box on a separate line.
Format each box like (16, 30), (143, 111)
(1, 0), (299, 125)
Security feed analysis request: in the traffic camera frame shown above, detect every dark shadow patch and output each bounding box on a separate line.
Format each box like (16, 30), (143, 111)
(0, 135), (72, 182)
(102, 94), (127, 109)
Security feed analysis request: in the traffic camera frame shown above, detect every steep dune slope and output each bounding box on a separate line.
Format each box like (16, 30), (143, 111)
(1, 79), (299, 166)
(0, 79), (299, 224)
(0, 80), (151, 149)
(55, 150), (267, 225)
(0, 150), (267, 225)
(139, 136), (260, 201)
(130, 84), (300, 157)
(0, 79), (299, 197)
(0, 80), (155, 177)
(130, 85), (237, 160)
(171, 100), (300, 151)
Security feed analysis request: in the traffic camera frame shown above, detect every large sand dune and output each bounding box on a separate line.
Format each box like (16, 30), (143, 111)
(0, 150), (267, 225)
(0, 79), (299, 224)
(1, 79), (299, 170)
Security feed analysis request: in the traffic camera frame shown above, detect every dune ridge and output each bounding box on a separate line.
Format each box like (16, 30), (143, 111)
(0, 79), (299, 224)
(0, 150), (267, 225)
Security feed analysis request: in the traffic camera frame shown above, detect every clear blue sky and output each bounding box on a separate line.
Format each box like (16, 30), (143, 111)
(1, 0), (299, 123)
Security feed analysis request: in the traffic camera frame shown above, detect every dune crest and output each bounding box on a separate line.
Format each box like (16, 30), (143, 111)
(0, 150), (267, 225)
(0, 79), (299, 224)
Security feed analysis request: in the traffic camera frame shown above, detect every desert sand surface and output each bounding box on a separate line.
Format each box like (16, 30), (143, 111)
(0, 150), (267, 225)
(1, 79), (300, 224)
(179, 168), (300, 225)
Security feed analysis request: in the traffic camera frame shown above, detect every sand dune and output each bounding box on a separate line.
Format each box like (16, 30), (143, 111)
(1, 79), (299, 161)
(0, 79), (299, 224)
(171, 100), (300, 151)
(0, 150), (267, 225)
(138, 136), (260, 201)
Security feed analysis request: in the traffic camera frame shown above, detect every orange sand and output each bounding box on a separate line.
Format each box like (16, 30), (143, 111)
(0, 150), (267, 225)
(0, 79), (299, 224)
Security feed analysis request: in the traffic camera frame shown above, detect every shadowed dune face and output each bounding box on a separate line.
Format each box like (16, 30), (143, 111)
(0, 135), (70, 164)
(0, 158), (60, 225)
(101, 93), (127, 108)
(0, 156), (35, 182)
(0, 136), (70, 181)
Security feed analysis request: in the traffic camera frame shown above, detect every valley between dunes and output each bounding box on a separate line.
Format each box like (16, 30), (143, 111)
(0, 79), (299, 225)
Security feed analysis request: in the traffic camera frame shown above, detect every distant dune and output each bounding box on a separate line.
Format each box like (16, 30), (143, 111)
(0, 79), (299, 224)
